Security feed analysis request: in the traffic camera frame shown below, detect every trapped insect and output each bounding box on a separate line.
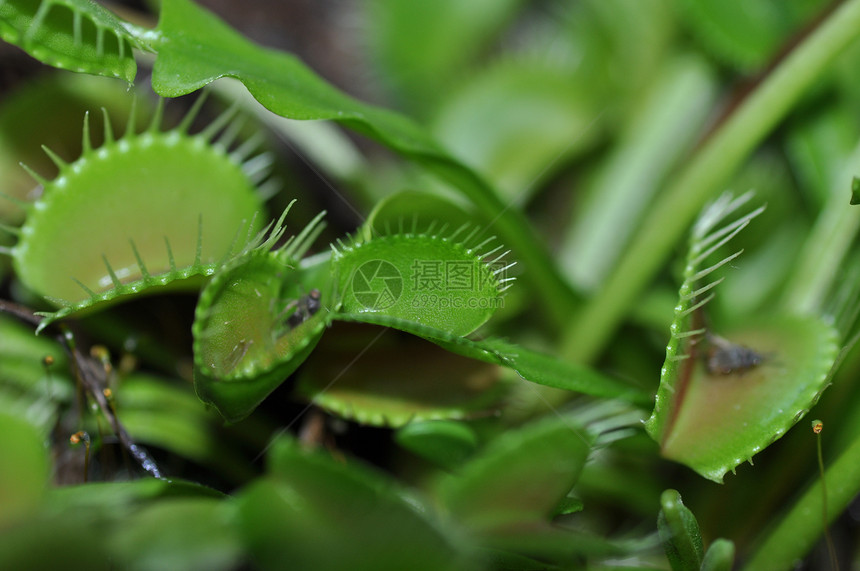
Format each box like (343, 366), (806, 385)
(704, 332), (764, 375)
(283, 288), (322, 328)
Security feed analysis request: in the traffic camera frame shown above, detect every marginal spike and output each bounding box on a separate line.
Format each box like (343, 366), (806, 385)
(146, 97), (164, 134)
(116, 32), (125, 59)
(81, 111), (92, 154)
(72, 277), (99, 300)
(480, 243), (504, 260)
(425, 220), (438, 236)
(493, 260), (517, 275)
(681, 278), (725, 301)
(0, 246), (12, 256)
(474, 236), (497, 252)
(128, 240), (151, 280)
(178, 90), (210, 134)
(164, 237), (177, 273)
(24, 0), (51, 42)
(678, 292), (715, 318)
(72, 10), (82, 46)
(384, 220), (392, 234)
(232, 130), (266, 162)
(674, 328), (707, 339)
(194, 214), (204, 267)
(0, 188), (32, 206)
(448, 223), (469, 242)
(41, 146), (68, 170)
(488, 249), (512, 266)
(256, 178), (281, 201)
(0, 222), (21, 236)
(289, 209), (325, 256)
(216, 114), (246, 150)
(102, 255), (123, 288)
(242, 152), (274, 182)
(200, 101), (240, 142)
(691, 206), (765, 267)
(410, 213), (418, 235)
(461, 225), (481, 247)
(101, 107), (115, 144)
(689, 249), (744, 282)
(96, 27), (105, 57)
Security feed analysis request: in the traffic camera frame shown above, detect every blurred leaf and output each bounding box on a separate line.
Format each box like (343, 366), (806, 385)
(436, 416), (592, 530)
(0, 411), (49, 526)
(701, 538), (735, 571)
(563, 55), (717, 291)
(0, 512), (111, 570)
(657, 489), (703, 571)
(110, 497), (242, 571)
(678, 0), (827, 70)
(237, 438), (472, 571)
(364, 0), (525, 115)
(432, 58), (603, 202)
(395, 420), (478, 469)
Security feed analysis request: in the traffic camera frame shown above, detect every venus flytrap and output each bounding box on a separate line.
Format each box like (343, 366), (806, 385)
(646, 193), (840, 482)
(1, 93), (269, 331)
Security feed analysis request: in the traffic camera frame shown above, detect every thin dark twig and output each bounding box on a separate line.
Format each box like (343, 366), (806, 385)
(0, 299), (163, 478)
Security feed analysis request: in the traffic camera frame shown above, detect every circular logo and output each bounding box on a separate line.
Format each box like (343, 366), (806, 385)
(351, 260), (402, 310)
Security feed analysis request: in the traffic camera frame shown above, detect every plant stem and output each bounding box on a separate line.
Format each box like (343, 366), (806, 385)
(742, 421), (858, 571)
(561, 0), (860, 362)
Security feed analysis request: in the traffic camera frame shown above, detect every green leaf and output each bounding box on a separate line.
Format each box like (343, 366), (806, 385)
(436, 416), (592, 530)
(364, 0), (524, 115)
(0, 0), (138, 81)
(701, 539), (735, 571)
(395, 420), (479, 470)
(678, 0), (824, 70)
(151, 0), (576, 327)
(237, 437), (472, 571)
(432, 58), (603, 202)
(110, 498), (242, 571)
(657, 489), (704, 571)
(332, 313), (648, 404)
(0, 410), (49, 526)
